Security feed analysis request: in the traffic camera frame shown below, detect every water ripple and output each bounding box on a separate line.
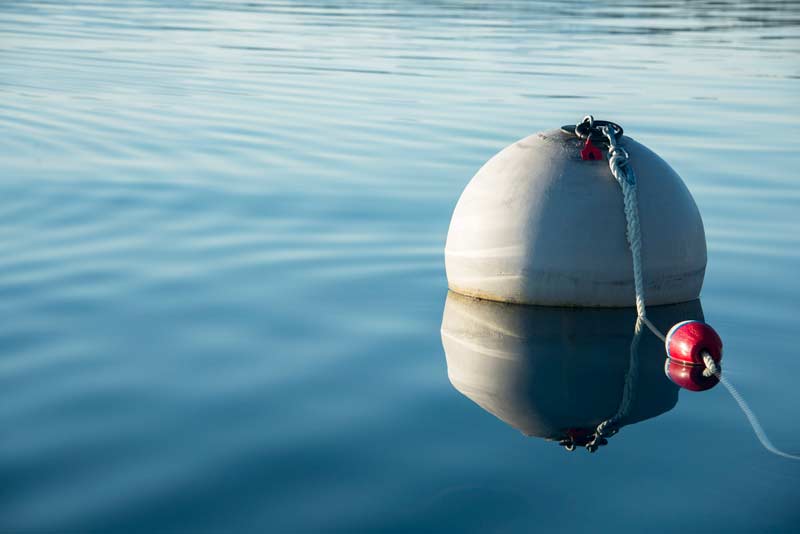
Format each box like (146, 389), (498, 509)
(2, 1), (800, 531)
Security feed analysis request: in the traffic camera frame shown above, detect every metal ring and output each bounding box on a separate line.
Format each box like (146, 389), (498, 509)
(573, 119), (624, 141)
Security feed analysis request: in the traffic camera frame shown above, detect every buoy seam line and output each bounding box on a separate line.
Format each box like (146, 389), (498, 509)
(589, 116), (799, 460)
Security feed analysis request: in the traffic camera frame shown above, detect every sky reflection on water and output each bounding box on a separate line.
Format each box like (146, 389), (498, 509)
(1, 1), (800, 532)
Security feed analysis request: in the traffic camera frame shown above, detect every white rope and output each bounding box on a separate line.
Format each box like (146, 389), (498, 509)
(702, 353), (800, 460)
(585, 125), (654, 451)
(600, 124), (667, 341)
(588, 117), (798, 461)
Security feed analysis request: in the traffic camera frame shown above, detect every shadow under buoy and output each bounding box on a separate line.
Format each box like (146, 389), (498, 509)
(440, 291), (705, 452)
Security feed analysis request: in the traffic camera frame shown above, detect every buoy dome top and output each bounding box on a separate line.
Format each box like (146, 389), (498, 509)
(445, 128), (707, 307)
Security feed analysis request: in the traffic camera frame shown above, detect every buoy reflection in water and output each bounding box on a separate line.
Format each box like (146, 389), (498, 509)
(440, 292), (705, 452)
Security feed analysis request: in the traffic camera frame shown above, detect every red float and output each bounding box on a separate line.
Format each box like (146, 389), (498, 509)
(665, 320), (723, 366)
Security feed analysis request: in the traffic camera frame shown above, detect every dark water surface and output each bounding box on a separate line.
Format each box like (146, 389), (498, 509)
(2, 1), (800, 531)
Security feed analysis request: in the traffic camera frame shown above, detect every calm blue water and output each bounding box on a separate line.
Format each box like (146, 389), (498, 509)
(2, 1), (800, 531)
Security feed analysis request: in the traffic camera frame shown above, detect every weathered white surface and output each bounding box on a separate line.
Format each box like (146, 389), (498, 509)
(445, 129), (706, 306)
(440, 291), (703, 439)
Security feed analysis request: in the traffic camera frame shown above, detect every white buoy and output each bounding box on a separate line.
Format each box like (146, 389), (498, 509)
(445, 122), (706, 307)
